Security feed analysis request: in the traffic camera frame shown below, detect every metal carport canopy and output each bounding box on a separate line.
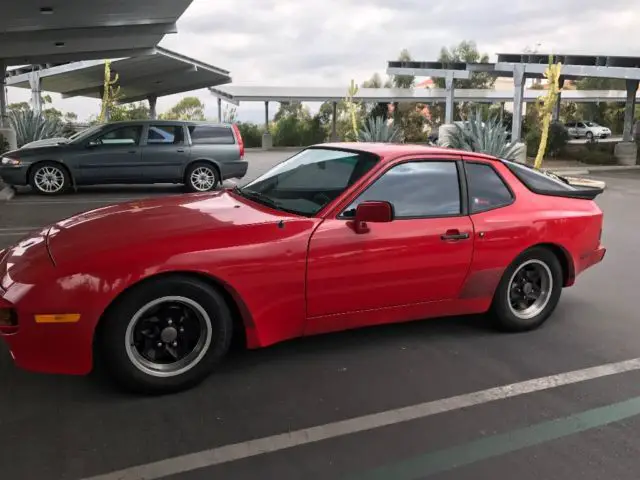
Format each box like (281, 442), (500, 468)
(208, 85), (639, 104)
(6, 47), (232, 104)
(0, 0), (193, 65)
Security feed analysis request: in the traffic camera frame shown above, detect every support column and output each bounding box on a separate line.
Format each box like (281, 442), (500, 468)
(552, 76), (565, 122)
(623, 79), (638, 142)
(0, 59), (17, 151)
(331, 101), (338, 141)
(148, 95), (157, 120)
(614, 79), (639, 165)
(29, 71), (42, 115)
(511, 64), (527, 163)
(444, 71), (455, 124)
(262, 101), (272, 150)
(499, 102), (505, 123)
(217, 97), (222, 123)
(0, 60), (7, 128)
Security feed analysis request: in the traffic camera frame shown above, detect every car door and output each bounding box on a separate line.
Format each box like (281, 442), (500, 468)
(305, 157), (474, 327)
(76, 124), (143, 184)
(140, 124), (190, 182)
(565, 122), (576, 137)
(576, 122), (587, 137)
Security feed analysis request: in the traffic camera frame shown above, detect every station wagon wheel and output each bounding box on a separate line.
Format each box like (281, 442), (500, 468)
(185, 162), (220, 192)
(99, 275), (234, 394)
(491, 247), (563, 332)
(29, 162), (70, 195)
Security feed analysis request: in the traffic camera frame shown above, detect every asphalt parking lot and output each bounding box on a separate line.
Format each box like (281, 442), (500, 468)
(1, 159), (640, 479)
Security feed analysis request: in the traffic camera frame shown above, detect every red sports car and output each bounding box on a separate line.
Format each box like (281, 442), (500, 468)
(0, 144), (605, 393)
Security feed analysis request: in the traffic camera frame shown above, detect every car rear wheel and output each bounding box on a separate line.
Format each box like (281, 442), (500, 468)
(29, 162), (70, 195)
(99, 275), (233, 394)
(185, 162), (219, 192)
(490, 247), (563, 332)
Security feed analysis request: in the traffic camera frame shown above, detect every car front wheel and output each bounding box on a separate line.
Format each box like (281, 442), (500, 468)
(491, 247), (563, 332)
(29, 162), (70, 195)
(99, 276), (234, 394)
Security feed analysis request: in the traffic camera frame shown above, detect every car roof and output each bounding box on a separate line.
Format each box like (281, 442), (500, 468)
(318, 142), (501, 163)
(100, 120), (233, 127)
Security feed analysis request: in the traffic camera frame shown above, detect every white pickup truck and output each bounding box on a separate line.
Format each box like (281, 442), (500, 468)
(565, 121), (611, 140)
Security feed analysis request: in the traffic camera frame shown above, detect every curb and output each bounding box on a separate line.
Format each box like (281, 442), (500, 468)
(562, 177), (607, 190)
(551, 165), (640, 176)
(0, 186), (15, 201)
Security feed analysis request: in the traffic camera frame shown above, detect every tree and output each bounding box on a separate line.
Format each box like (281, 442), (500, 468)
(431, 41), (495, 123)
(392, 49), (415, 89)
(110, 102), (150, 121)
(161, 96), (206, 120)
(574, 78), (626, 132)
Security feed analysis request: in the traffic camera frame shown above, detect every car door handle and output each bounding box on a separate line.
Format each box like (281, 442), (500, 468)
(127, 150), (136, 154)
(176, 149), (185, 153)
(441, 230), (470, 241)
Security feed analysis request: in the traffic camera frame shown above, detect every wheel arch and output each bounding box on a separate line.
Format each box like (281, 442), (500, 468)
(93, 270), (255, 356)
(523, 242), (575, 287)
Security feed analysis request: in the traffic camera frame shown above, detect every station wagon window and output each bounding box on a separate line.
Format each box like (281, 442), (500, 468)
(147, 125), (184, 144)
(92, 126), (142, 146)
(465, 162), (513, 213)
(188, 125), (235, 145)
(342, 161), (461, 218)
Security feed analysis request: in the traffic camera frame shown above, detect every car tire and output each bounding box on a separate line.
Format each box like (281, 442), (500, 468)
(29, 161), (70, 195)
(490, 247), (563, 332)
(98, 275), (234, 394)
(586, 131), (594, 141)
(185, 162), (220, 192)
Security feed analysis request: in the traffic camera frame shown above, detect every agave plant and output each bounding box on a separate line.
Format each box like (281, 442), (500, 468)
(444, 109), (519, 159)
(358, 116), (403, 143)
(9, 109), (64, 148)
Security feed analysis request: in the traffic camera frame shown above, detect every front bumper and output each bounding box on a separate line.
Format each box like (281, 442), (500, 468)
(0, 165), (29, 186)
(0, 304), (94, 376)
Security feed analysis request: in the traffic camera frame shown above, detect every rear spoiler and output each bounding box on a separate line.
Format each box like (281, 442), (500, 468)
(535, 185), (604, 200)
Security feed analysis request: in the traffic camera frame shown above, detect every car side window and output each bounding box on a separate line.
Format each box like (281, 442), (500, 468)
(466, 162), (513, 213)
(146, 125), (184, 145)
(91, 126), (142, 146)
(342, 161), (461, 219)
(188, 125), (235, 145)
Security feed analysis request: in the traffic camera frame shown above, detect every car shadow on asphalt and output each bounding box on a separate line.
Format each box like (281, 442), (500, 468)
(0, 313), (498, 402)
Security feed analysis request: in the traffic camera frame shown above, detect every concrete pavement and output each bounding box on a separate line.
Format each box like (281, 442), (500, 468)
(0, 160), (639, 479)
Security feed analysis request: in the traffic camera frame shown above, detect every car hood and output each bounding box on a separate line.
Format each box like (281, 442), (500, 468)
(46, 190), (299, 265)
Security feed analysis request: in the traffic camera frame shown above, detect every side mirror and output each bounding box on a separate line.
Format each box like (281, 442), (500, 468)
(353, 201), (394, 234)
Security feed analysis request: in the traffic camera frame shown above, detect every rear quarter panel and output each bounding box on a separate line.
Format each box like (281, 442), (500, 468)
(459, 161), (603, 305)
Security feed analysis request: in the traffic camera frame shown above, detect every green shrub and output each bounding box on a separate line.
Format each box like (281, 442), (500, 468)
(358, 116), (403, 143)
(236, 122), (263, 148)
(560, 141), (617, 165)
(9, 109), (64, 147)
(445, 109), (519, 159)
(525, 121), (568, 158)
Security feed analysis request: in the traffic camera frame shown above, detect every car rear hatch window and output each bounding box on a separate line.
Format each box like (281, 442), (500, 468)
(501, 159), (603, 200)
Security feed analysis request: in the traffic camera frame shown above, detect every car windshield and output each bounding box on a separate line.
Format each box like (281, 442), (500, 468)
(584, 121), (598, 127)
(67, 125), (104, 144)
(236, 147), (379, 216)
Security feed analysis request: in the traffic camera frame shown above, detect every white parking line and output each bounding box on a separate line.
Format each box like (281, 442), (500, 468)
(82, 357), (640, 480)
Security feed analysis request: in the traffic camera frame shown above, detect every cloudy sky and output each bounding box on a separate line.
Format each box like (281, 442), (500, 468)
(6, 0), (640, 123)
